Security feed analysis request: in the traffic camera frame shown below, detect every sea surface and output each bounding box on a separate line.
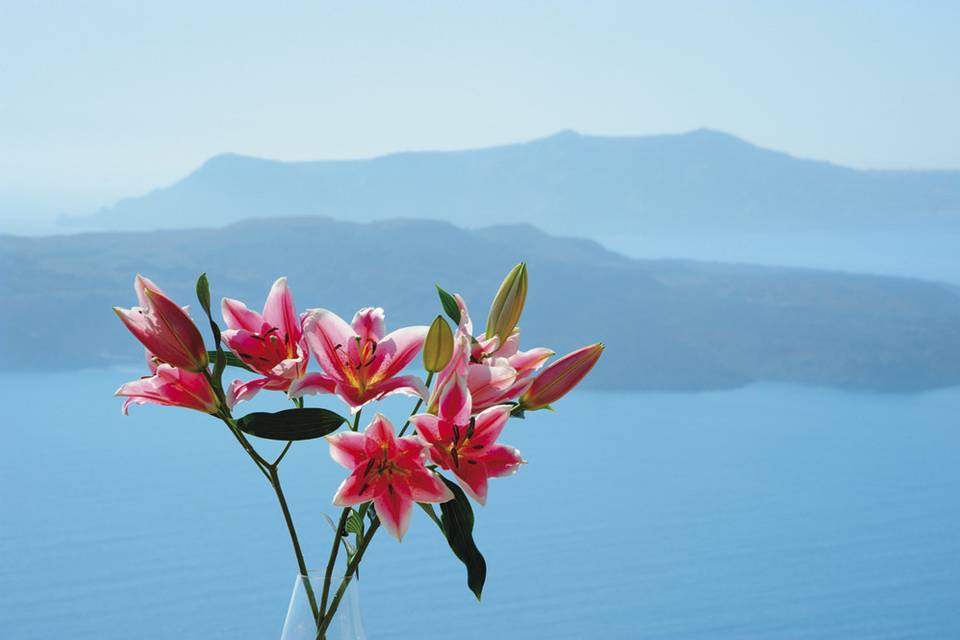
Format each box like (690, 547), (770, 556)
(2, 369), (959, 639)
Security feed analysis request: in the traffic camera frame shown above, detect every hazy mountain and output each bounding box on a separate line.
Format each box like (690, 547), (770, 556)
(63, 130), (960, 235)
(5, 217), (960, 392)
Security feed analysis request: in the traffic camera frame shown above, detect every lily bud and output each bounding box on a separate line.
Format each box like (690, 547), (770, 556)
(114, 275), (209, 372)
(485, 262), (528, 343)
(520, 343), (604, 410)
(423, 315), (454, 373)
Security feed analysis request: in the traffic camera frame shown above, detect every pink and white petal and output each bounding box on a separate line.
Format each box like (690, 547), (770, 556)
(396, 435), (427, 459)
(370, 325), (428, 380)
(480, 443), (524, 478)
(453, 293), (474, 337)
(221, 297), (265, 333)
(113, 305), (154, 344)
(269, 354), (306, 381)
(143, 348), (159, 374)
(405, 468), (454, 503)
(474, 335), (500, 360)
(408, 414), (442, 443)
(374, 488), (413, 541)
(453, 463), (490, 506)
(332, 466), (377, 507)
(302, 309), (354, 381)
(134, 274), (165, 307)
(470, 405), (512, 447)
(438, 374), (471, 424)
(335, 383), (369, 413)
(370, 375), (428, 404)
(226, 377), (272, 408)
(287, 372), (337, 398)
(509, 347), (555, 374)
(467, 363), (518, 410)
(491, 330), (521, 358)
(364, 414), (398, 456)
(326, 431), (369, 469)
(350, 307), (386, 342)
(263, 277), (302, 343)
(468, 362), (517, 393)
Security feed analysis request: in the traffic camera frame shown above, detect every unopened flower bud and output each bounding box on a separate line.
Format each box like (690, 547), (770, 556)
(485, 262), (528, 344)
(114, 275), (209, 372)
(521, 343), (604, 410)
(423, 315), (454, 373)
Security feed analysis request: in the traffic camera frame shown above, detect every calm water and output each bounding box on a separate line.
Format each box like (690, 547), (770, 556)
(2, 369), (959, 639)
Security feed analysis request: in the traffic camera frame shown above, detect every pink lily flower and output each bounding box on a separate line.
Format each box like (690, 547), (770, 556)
(431, 294), (553, 413)
(411, 371), (524, 505)
(327, 414), (453, 540)
(220, 277), (310, 406)
(115, 354), (219, 415)
(299, 307), (429, 412)
(113, 275), (208, 372)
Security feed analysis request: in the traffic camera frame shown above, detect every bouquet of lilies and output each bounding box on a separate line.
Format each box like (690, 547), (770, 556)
(113, 264), (602, 635)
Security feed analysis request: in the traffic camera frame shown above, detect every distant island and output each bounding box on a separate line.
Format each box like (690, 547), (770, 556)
(63, 130), (960, 236)
(4, 217), (960, 392)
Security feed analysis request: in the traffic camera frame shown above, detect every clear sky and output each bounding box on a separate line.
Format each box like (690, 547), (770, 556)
(2, 1), (958, 228)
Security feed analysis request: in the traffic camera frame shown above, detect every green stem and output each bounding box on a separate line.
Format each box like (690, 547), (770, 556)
(269, 464), (321, 624)
(316, 518), (381, 639)
(319, 508), (352, 617)
(397, 371), (433, 437)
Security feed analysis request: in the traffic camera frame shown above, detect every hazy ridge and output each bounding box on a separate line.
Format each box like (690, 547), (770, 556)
(4, 216), (960, 391)
(63, 130), (960, 236)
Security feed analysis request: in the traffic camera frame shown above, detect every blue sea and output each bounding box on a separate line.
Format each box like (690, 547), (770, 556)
(2, 369), (959, 639)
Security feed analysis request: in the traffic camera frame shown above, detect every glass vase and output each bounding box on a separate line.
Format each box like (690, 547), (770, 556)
(280, 571), (367, 640)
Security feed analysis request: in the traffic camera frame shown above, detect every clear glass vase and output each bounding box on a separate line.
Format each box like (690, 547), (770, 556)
(280, 571), (367, 640)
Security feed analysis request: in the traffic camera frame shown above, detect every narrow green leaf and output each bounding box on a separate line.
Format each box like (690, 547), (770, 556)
(436, 285), (462, 325)
(206, 350), (255, 373)
(236, 408), (348, 441)
(345, 510), (365, 536)
(437, 476), (486, 601)
(320, 512), (338, 533)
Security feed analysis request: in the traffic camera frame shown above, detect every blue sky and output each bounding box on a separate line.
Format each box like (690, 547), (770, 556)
(1, 1), (958, 227)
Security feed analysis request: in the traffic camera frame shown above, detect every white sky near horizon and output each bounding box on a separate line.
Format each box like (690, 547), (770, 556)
(1, 1), (958, 229)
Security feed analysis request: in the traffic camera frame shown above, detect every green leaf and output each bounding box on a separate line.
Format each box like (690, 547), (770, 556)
(437, 475), (486, 601)
(236, 408), (348, 441)
(345, 510), (365, 536)
(206, 350), (255, 373)
(436, 285), (462, 325)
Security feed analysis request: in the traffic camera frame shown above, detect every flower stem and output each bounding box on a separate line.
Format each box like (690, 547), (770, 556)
(319, 507), (352, 616)
(397, 371), (433, 437)
(316, 518), (381, 639)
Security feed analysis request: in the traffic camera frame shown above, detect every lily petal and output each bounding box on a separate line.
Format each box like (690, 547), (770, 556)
(303, 309), (354, 383)
(351, 307), (386, 342)
(327, 431), (369, 469)
(374, 488), (413, 541)
(263, 277), (302, 344)
(221, 297), (265, 333)
(369, 325), (429, 381)
(287, 372), (337, 398)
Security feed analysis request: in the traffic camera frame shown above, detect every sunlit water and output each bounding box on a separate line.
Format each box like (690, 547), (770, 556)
(2, 369), (959, 639)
